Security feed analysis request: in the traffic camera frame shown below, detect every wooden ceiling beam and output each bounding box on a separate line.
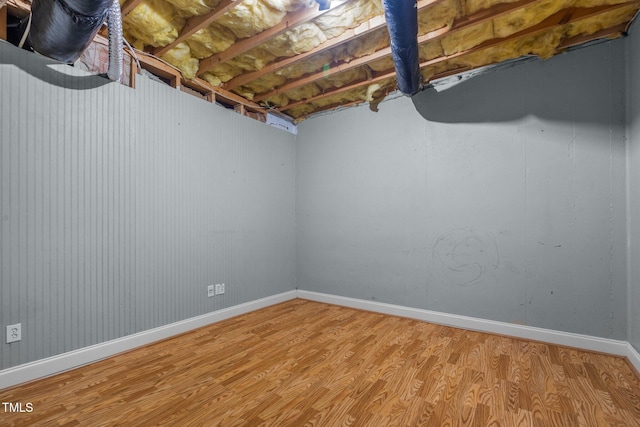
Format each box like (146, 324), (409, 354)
(133, 50), (270, 113)
(556, 22), (630, 50)
(207, 0), (441, 79)
(152, 0), (239, 57)
(180, 79), (271, 114)
(197, 3), (329, 75)
(253, 46), (390, 102)
(278, 70), (395, 111)
(0, 6), (6, 41)
(223, 0), (441, 90)
(6, 0), (30, 17)
(182, 78), (266, 112)
(223, 14), (387, 90)
(210, 83), (266, 111)
(137, 52), (182, 87)
(277, 2), (637, 115)
(414, 0), (541, 45)
(452, 0), (537, 28)
(300, 98), (369, 117)
(121, 0), (145, 16)
(418, 1), (638, 73)
(253, 0), (546, 103)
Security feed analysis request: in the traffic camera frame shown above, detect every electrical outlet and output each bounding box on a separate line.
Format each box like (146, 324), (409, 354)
(215, 283), (225, 295)
(207, 285), (215, 298)
(6, 323), (21, 344)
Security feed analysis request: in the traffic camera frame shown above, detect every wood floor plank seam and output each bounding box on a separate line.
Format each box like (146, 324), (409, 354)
(1, 299), (639, 426)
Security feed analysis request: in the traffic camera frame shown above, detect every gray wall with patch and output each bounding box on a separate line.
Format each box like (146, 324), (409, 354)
(1, 30), (637, 374)
(0, 42), (297, 371)
(297, 39), (628, 340)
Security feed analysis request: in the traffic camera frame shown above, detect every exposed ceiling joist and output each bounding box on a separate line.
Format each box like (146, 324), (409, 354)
(276, 1), (639, 119)
(223, 0), (438, 91)
(223, 14), (386, 90)
(197, 2), (332, 75)
(5, 0), (30, 17)
(0, 7), (6, 40)
(253, 46), (389, 102)
(4, 0), (639, 122)
(418, 4), (633, 72)
(153, 0), (239, 57)
(557, 22), (629, 50)
(121, 0), (145, 16)
(279, 70), (394, 111)
(254, 0), (548, 103)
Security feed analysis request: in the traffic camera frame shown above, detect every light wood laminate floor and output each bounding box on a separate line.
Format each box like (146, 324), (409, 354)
(1, 299), (639, 426)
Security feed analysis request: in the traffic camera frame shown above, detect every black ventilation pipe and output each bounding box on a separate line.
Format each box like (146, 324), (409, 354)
(382, 0), (421, 95)
(28, 0), (122, 81)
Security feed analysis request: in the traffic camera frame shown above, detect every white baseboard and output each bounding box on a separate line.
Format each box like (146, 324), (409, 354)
(626, 342), (640, 374)
(297, 290), (630, 357)
(2, 289), (637, 390)
(0, 290), (297, 390)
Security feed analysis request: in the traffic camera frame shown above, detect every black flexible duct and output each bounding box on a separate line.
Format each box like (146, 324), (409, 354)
(383, 0), (421, 96)
(28, 0), (113, 64)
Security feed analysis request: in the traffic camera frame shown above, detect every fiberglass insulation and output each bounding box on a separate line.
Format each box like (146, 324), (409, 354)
(121, 0), (640, 120)
(123, 0), (385, 82)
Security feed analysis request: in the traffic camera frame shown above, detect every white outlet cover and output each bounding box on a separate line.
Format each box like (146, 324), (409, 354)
(6, 323), (21, 344)
(207, 285), (215, 298)
(215, 283), (225, 295)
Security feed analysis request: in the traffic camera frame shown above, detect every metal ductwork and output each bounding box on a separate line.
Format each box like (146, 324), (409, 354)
(382, 0), (421, 96)
(27, 0), (123, 81)
(106, 0), (123, 82)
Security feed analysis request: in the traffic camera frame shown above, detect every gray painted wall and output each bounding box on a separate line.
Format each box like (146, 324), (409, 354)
(1, 31), (635, 373)
(0, 42), (296, 370)
(297, 40), (627, 340)
(628, 27), (640, 351)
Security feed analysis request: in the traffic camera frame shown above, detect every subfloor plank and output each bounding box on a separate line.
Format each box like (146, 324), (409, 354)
(1, 299), (639, 426)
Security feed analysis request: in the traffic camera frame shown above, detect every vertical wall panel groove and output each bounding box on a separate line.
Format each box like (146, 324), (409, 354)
(0, 43), (296, 371)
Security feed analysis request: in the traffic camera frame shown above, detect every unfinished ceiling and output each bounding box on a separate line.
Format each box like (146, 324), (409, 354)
(5, 0), (640, 121)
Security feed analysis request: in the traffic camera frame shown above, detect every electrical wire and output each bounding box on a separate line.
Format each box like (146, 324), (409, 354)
(122, 36), (141, 72)
(134, 48), (183, 73)
(18, 13), (31, 48)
